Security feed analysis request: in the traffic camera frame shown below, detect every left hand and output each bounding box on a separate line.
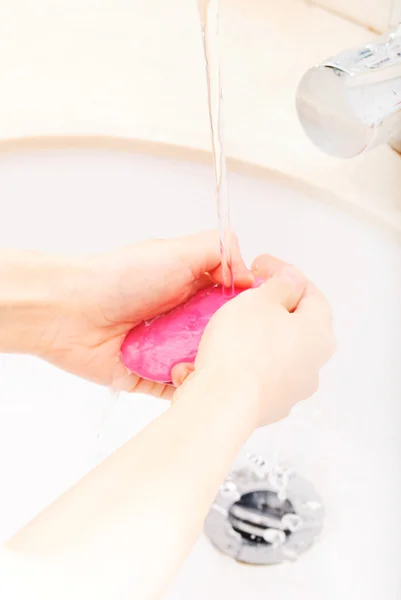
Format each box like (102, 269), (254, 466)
(36, 231), (253, 399)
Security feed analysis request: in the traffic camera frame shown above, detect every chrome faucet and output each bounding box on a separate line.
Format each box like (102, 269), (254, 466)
(296, 5), (401, 158)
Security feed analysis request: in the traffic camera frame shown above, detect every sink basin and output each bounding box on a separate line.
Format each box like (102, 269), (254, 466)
(0, 142), (400, 599)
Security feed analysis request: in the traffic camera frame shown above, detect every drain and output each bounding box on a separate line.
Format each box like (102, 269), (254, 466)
(204, 454), (325, 565)
(229, 490), (296, 545)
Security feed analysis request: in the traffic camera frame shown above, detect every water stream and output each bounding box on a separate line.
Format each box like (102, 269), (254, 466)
(198, 0), (234, 292)
(96, 0), (235, 451)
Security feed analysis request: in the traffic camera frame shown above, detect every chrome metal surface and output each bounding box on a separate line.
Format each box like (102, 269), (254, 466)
(204, 455), (325, 565)
(297, 24), (401, 157)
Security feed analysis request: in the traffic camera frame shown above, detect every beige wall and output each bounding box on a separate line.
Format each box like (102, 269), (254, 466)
(309, 0), (393, 32)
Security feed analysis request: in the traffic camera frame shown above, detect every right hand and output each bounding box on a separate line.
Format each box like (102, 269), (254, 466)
(174, 255), (335, 428)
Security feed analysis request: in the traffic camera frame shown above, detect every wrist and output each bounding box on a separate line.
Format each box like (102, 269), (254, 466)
(172, 366), (261, 449)
(0, 250), (81, 356)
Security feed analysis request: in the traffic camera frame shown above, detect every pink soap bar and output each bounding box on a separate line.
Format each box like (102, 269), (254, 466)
(121, 280), (262, 384)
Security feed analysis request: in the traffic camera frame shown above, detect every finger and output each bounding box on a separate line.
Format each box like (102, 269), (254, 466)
(129, 377), (175, 400)
(171, 362), (195, 387)
(113, 366), (175, 400)
(173, 230), (253, 288)
(295, 282), (333, 325)
(251, 254), (289, 280)
(258, 266), (307, 312)
(295, 283), (335, 361)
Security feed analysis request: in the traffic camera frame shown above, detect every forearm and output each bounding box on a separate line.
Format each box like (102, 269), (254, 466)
(0, 250), (77, 355)
(6, 369), (258, 600)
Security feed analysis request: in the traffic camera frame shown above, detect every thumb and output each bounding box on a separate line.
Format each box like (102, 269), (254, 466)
(171, 362), (195, 387)
(259, 266), (307, 311)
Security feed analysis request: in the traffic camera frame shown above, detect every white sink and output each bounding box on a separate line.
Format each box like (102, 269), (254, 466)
(0, 145), (400, 599)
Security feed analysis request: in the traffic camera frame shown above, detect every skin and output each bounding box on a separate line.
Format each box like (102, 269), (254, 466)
(0, 231), (335, 600)
(0, 231), (252, 397)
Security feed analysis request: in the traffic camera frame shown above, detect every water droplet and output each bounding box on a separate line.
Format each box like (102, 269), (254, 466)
(221, 480), (238, 497)
(245, 453), (268, 479)
(263, 529), (286, 548)
(303, 500), (322, 512)
(281, 514), (303, 532)
(268, 467), (293, 498)
(283, 547), (300, 561)
(211, 503), (227, 517)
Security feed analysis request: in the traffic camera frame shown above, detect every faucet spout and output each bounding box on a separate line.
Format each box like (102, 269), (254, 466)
(296, 24), (401, 158)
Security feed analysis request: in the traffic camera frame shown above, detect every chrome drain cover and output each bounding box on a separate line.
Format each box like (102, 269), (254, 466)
(204, 454), (325, 565)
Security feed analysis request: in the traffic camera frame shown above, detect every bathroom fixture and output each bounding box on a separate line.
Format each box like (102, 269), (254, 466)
(296, 7), (401, 158)
(204, 454), (324, 565)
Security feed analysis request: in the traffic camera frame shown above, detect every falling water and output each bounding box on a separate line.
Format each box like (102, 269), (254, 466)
(198, 0), (234, 292)
(97, 0), (233, 453)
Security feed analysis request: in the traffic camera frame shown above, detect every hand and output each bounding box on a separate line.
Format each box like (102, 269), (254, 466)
(30, 231), (252, 398)
(3, 251), (335, 600)
(175, 255), (335, 427)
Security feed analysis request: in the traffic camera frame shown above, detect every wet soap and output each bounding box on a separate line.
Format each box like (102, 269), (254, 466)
(121, 282), (260, 384)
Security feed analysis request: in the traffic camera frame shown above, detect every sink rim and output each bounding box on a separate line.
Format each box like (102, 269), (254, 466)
(0, 134), (400, 246)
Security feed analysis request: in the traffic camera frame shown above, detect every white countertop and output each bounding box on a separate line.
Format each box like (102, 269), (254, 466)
(309, 0), (393, 32)
(0, 0), (400, 237)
